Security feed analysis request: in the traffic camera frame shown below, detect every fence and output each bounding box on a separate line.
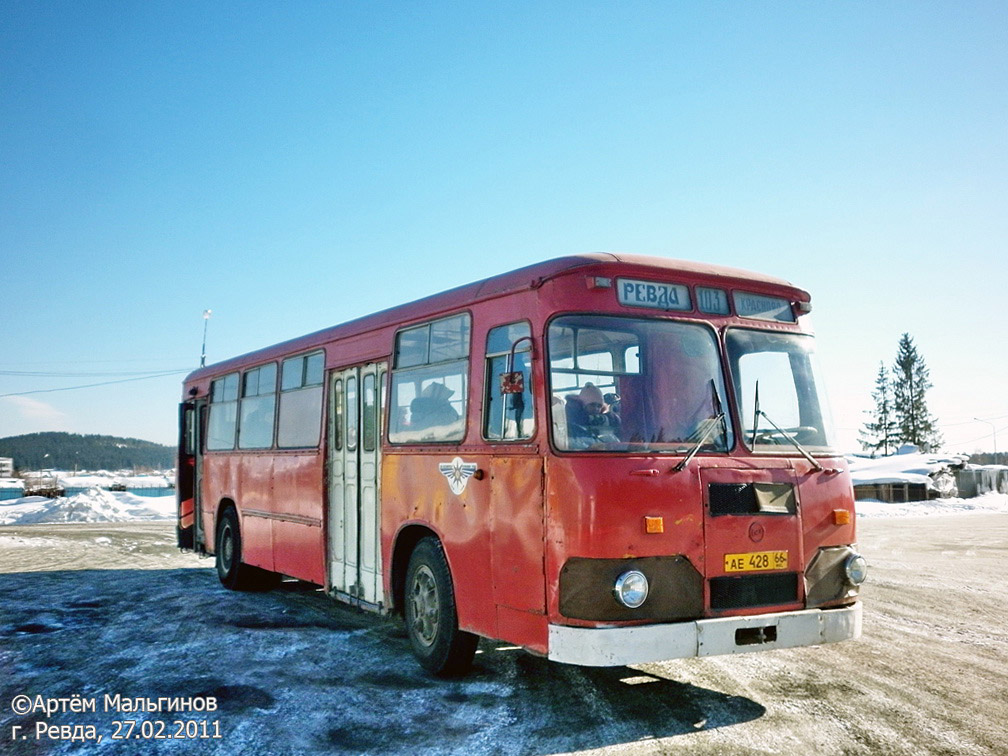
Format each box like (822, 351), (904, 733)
(955, 468), (1008, 498)
(61, 486), (175, 498)
(1, 485), (175, 500)
(853, 482), (931, 503)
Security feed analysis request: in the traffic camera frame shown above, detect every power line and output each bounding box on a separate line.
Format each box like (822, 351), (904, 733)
(0, 370), (189, 398)
(944, 423), (1008, 449)
(939, 413), (1008, 428)
(0, 369), (192, 378)
(0, 358), (193, 366)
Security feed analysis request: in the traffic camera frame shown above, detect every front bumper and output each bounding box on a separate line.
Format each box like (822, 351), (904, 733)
(547, 602), (862, 667)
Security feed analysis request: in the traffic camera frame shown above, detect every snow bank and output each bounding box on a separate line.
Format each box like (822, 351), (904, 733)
(0, 488), (175, 525)
(856, 492), (1008, 518)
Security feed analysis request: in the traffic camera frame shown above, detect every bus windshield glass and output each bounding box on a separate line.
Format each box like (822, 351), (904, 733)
(548, 315), (733, 453)
(726, 329), (836, 453)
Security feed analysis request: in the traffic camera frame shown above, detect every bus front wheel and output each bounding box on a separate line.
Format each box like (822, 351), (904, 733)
(404, 537), (478, 676)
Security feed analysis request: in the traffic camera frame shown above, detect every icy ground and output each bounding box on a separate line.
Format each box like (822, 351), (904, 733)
(3, 515), (1008, 755)
(2, 453), (1007, 753)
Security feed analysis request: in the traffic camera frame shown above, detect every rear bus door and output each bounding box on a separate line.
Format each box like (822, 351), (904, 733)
(328, 362), (387, 607)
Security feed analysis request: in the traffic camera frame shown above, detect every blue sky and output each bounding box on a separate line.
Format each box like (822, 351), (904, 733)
(1, 2), (1005, 452)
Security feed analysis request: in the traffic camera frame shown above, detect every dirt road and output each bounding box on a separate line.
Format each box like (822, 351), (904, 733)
(1, 515), (1006, 755)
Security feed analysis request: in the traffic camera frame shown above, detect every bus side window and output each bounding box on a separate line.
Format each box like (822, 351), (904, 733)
(207, 373), (239, 450)
(484, 322), (535, 442)
(277, 350), (325, 448)
(238, 363), (277, 449)
(389, 313), (470, 444)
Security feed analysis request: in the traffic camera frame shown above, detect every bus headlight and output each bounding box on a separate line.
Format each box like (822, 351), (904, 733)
(614, 570), (649, 608)
(844, 554), (868, 586)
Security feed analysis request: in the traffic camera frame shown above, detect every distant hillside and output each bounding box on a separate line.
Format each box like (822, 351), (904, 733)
(0, 433), (174, 472)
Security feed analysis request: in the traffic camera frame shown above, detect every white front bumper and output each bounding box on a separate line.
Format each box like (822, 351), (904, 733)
(547, 602), (862, 667)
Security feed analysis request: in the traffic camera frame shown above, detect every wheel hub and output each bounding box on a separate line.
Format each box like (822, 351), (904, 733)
(409, 565), (439, 647)
(221, 525), (233, 568)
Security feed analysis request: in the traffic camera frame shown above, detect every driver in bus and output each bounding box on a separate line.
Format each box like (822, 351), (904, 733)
(565, 383), (621, 447)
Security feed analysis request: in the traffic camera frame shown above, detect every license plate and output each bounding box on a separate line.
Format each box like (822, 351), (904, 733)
(724, 550), (789, 573)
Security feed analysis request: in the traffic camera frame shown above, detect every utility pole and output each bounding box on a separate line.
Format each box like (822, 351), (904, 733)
(200, 309), (212, 367)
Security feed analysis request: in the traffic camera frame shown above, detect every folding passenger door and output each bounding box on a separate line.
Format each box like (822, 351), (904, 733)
(327, 362), (387, 607)
(177, 398), (207, 551)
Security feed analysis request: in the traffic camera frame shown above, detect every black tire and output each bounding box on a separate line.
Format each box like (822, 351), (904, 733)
(215, 507), (278, 591)
(404, 537), (478, 677)
(215, 507), (244, 589)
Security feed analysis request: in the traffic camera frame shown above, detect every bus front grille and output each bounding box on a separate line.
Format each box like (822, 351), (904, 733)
(709, 573), (799, 610)
(707, 482), (796, 516)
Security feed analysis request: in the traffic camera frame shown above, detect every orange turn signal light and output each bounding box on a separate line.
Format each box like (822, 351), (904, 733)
(832, 509), (852, 526)
(644, 516), (664, 534)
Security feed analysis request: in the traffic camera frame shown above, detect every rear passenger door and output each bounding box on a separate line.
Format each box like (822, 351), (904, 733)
(328, 362), (387, 607)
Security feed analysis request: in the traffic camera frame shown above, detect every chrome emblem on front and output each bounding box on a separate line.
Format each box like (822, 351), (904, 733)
(438, 457), (478, 495)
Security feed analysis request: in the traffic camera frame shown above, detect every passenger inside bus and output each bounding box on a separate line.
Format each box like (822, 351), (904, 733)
(564, 383), (621, 447)
(409, 382), (460, 429)
(548, 315), (732, 453)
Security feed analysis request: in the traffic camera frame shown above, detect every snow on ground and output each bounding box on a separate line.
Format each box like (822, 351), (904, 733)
(856, 491), (1008, 518)
(0, 488), (175, 525)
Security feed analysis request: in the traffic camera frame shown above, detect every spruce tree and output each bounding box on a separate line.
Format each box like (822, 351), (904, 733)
(891, 333), (942, 452)
(859, 361), (899, 456)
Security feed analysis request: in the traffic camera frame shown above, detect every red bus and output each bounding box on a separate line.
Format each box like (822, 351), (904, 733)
(177, 254), (864, 676)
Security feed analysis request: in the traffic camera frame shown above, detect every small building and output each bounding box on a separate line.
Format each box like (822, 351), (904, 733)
(0, 457), (13, 477)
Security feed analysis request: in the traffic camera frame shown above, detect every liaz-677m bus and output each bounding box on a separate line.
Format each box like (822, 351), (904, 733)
(177, 254), (865, 676)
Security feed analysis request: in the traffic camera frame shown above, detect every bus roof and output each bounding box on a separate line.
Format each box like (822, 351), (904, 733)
(184, 253), (807, 384)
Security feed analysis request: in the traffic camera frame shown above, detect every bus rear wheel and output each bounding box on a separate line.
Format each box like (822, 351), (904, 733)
(215, 508), (245, 589)
(404, 537), (478, 677)
(215, 507), (278, 591)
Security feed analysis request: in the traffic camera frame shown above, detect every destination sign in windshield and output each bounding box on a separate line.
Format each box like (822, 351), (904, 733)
(616, 278), (691, 311)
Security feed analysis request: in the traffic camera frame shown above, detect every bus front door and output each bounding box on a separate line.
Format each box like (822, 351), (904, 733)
(177, 398), (207, 552)
(328, 363), (387, 607)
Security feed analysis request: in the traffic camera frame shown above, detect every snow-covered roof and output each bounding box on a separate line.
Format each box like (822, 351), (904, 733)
(846, 451), (966, 488)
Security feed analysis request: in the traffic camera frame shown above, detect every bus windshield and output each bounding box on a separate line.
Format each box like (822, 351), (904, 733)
(726, 329), (836, 453)
(548, 315), (733, 453)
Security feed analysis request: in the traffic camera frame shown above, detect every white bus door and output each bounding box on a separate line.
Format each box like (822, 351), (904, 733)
(328, 363), (386, 607)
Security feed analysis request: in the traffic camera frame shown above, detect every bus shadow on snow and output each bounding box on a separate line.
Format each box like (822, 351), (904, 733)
(0, 568), (765, 753)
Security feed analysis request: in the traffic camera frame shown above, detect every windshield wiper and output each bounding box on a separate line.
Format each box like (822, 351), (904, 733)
(674, 381), (727, 472)
(673, 412), (725, 472)
(751, 403), (824, 472)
